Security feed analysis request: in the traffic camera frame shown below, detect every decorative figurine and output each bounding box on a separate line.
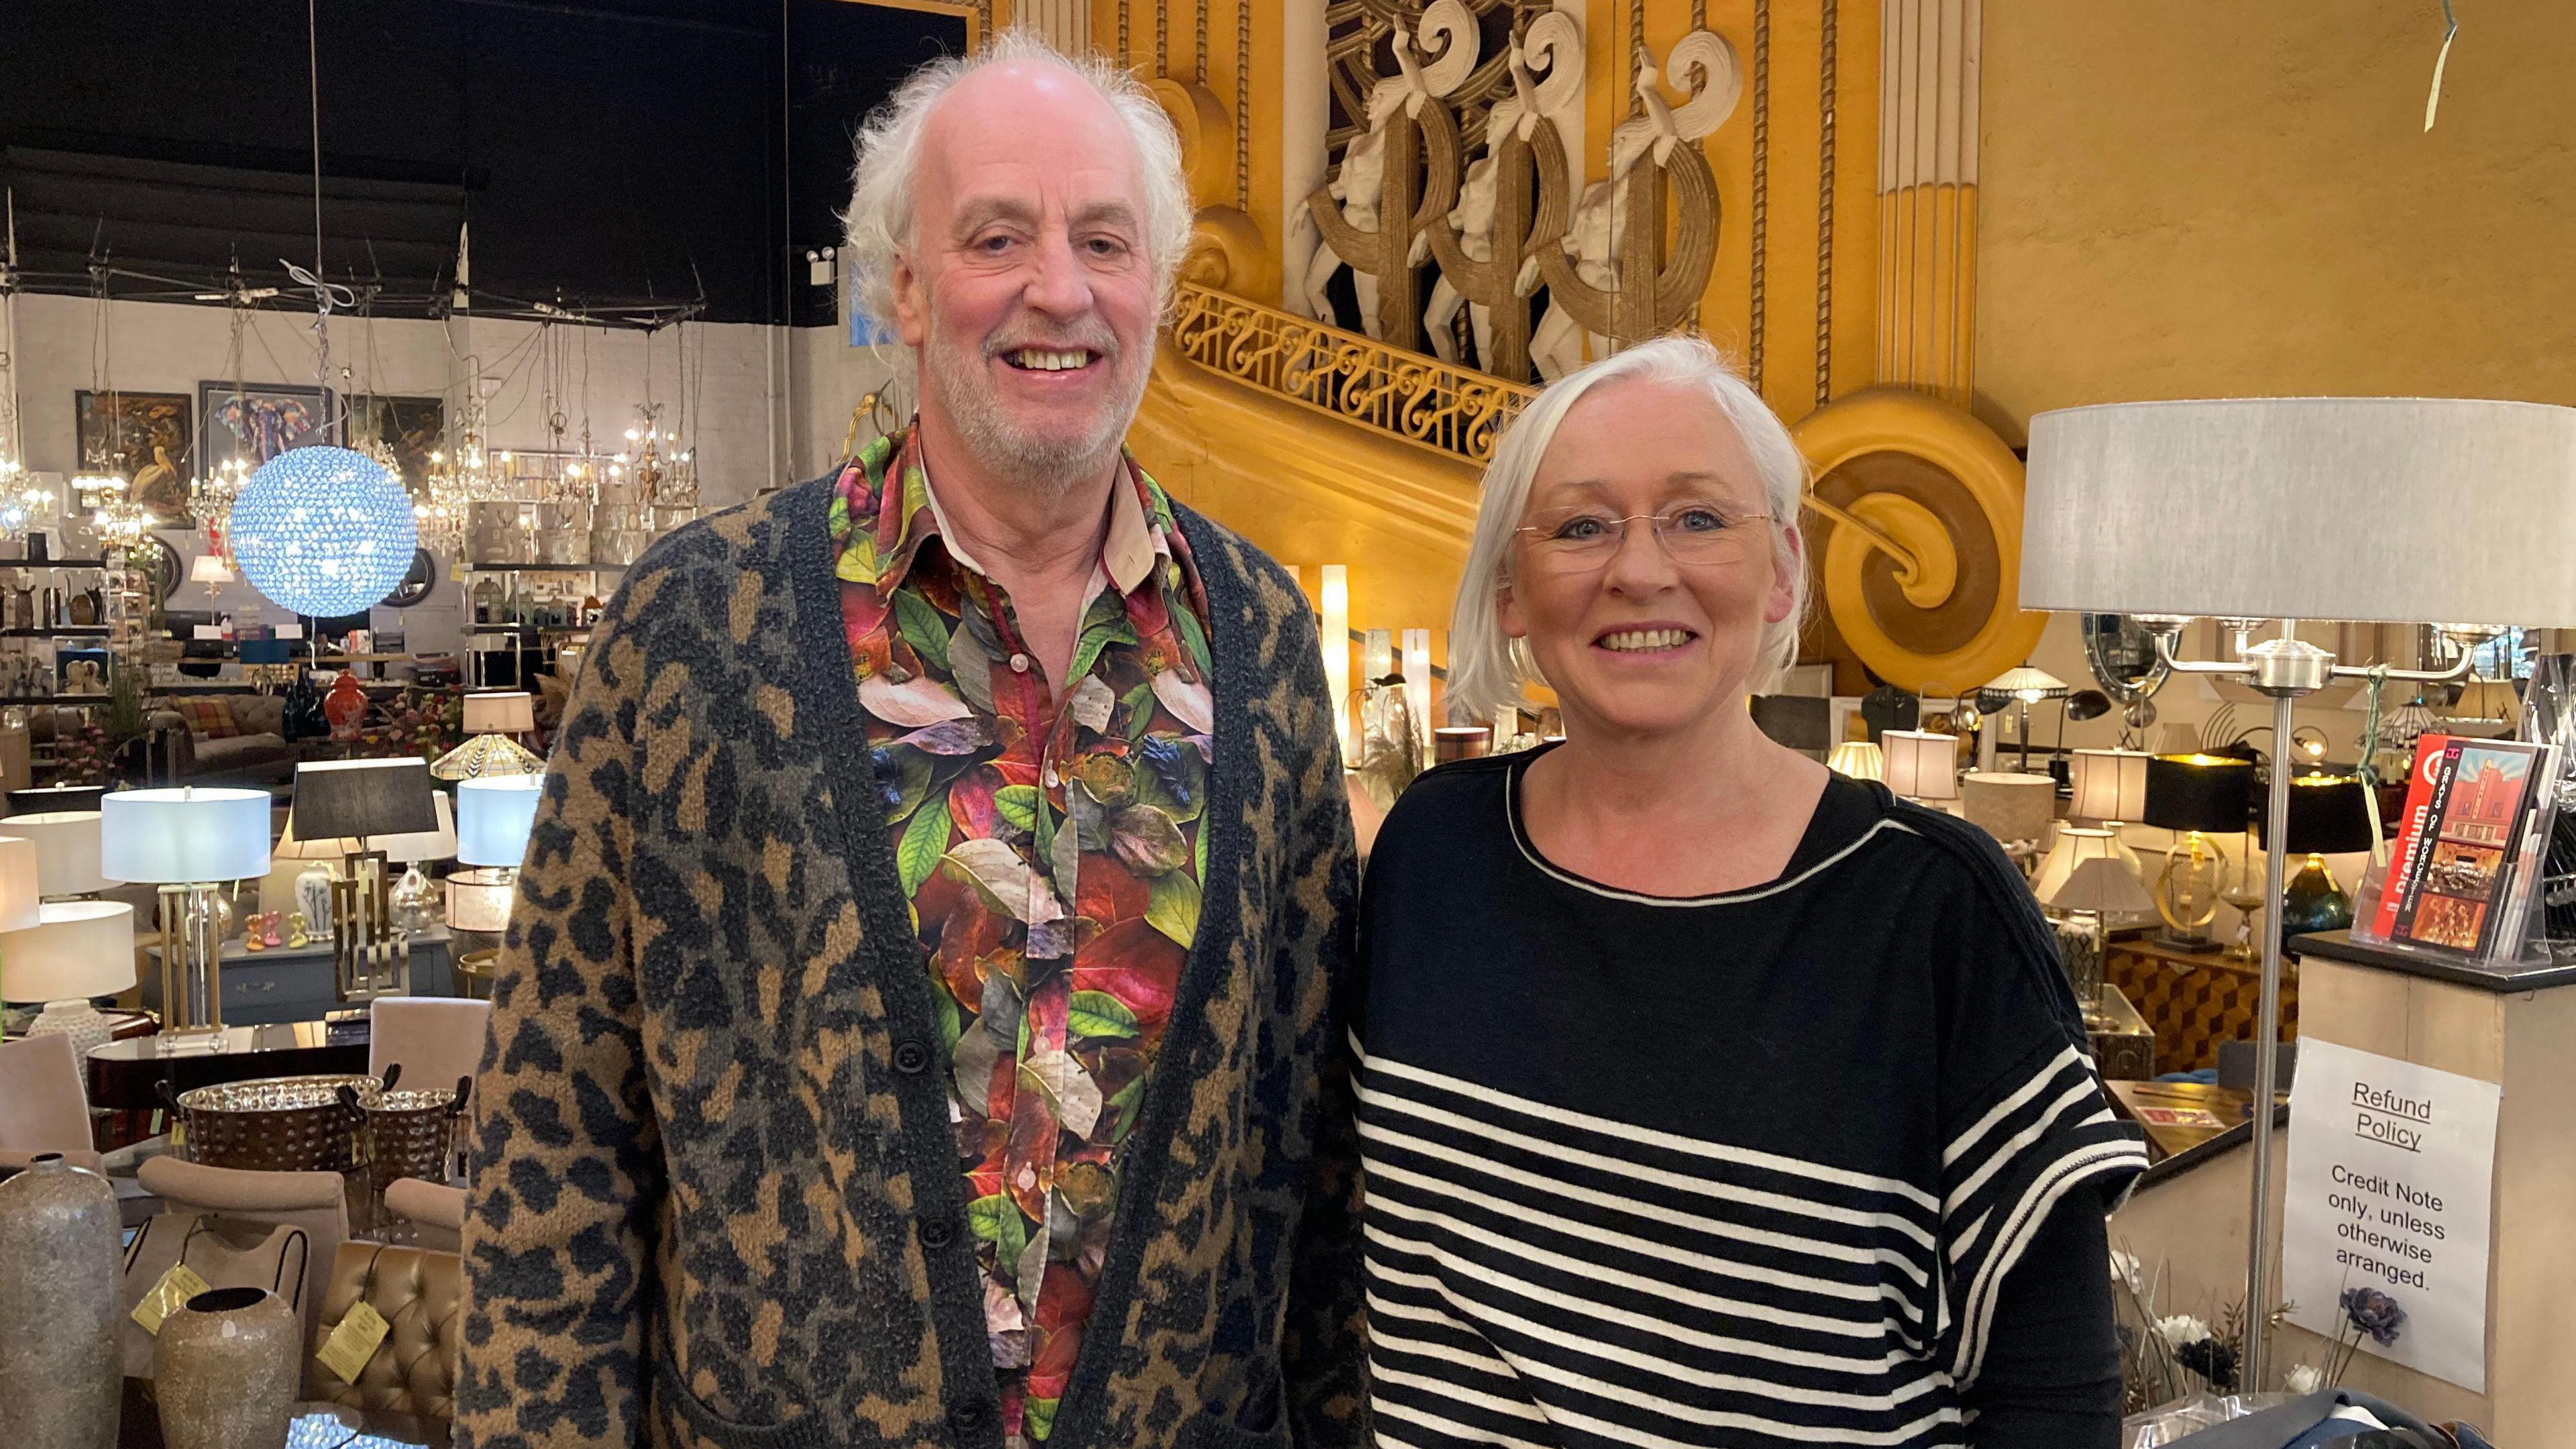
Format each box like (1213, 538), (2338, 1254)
(284, 912), (309, 950)
(264, 913), (286, 949)
(241, 912), (269, 953)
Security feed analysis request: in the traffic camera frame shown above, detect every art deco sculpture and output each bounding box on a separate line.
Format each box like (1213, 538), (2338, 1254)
(1533, 34), (1739, 382)
(1421, 14), (1580, 382)
(1299, 0), (1476, 350)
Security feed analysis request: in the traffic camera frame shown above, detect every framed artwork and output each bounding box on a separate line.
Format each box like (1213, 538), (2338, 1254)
(197, 382), (337, 475)
(73, 391), (195, 525)
(347, 395), (445, 487)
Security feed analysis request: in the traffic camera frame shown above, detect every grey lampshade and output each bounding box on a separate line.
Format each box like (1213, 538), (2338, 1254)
(2023, 398), (2576, 625)
(292, 758), (439, 841)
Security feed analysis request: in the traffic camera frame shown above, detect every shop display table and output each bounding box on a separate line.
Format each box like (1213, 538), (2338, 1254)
(2107, 1077), (2251, 1162)
(87, 1019), (371, 1118)
(143, 928), (453, 1025)
(2105, 933), (2297, 1072)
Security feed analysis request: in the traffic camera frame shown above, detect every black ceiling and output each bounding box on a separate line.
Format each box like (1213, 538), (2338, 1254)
(0, 0), (968, 325)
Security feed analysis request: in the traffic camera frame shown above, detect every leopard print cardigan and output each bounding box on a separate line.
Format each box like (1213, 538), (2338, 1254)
(455, 474), (1366, 1449)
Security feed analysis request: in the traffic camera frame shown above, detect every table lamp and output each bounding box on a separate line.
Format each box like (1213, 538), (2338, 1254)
(0, 835), (43, 1018)
(377, 792), (457, 934)
(6, 785), (106, 816)
(1882, 730), (1960, 804)
(100, 787), (272, 1036)
(292, 759), (439, 1001)
(189, 552), (234, 602)
(2068, 745), (2153, 877)
(2141, 753), (2253, 952)
(2025, 393), (2576, 1389)
(3, 900), (136, 1055)
(1960, 771), (2056, 859)
(449, 774), (543, 949)
(1826, 739), (1884, 782)
(0, 810), (118, 898)
(2251, 769), (2377, 947)
(2034, 828), (2157, 928)
(435, 691), (544, 781)
(1980, 666), (2068, 771)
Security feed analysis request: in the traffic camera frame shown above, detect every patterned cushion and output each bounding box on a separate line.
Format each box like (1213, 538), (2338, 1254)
(178, 697), (237, 739)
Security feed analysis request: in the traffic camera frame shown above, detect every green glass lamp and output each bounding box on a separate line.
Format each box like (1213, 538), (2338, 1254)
(2253, 767), (2379, 949)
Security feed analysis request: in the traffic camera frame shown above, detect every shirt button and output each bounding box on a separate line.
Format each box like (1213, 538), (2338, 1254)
(1042, 765), (1058, 788)
(1008, 652), (1030, 674)
(892, 1039), (932, 1075)
(919, 1216), (956, 1249)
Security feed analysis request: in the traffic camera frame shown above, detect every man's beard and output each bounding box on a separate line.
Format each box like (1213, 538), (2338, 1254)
(920, 329), (1150, 495)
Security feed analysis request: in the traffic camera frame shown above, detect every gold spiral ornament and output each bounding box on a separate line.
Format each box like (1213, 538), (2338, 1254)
(1790, 387), (2047, 695)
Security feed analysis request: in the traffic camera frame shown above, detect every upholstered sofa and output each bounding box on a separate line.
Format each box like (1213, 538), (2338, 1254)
(147, 693), (300, 786)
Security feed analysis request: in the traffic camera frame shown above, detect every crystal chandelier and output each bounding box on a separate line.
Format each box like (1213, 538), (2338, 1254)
(90, 494), (154, 551)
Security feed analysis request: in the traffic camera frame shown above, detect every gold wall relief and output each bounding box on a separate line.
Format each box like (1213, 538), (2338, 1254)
(1791, 386), (2044, 695)
(1875, 0), (1978, 407)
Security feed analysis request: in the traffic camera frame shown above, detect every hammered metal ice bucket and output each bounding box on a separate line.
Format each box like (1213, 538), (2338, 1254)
(165, 1074), (384, 1174)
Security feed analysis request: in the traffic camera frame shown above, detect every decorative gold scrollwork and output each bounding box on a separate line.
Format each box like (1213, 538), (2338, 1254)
(1168, 282), (1536, 464)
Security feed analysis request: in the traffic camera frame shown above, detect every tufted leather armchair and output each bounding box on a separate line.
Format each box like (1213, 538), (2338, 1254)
(307, 1240), (462, 1419)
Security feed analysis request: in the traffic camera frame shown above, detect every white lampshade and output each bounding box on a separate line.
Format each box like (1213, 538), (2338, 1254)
(100, 787), (274, 883)
(445, 869), (516, 932)
(2047, 855), (2161, 924)
(1985, 666), (2068, 702)
(0, 811), (113, 897)
(1827, 739), (1884, 782)
(2024, 398), (2576, 626)
(378, 792), (457, 865)
(0, 836), (39, 934)
(189, 553), (235, 584)
(1882, 730), (1960, 802)
(463, 691), (536, 735)
(0, 900), (136, 1001)
(2033, 826), (2155, 912)
(2068, 749), (2152, 824)
(456, 775), (544, 868)
(1960, 771), (2057, 848)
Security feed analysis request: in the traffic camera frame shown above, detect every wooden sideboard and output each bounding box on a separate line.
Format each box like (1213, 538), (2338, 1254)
(2104, 934), (2298, 1073)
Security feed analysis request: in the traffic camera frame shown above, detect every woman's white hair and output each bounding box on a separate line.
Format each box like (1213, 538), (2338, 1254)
(841, 31), (1196, 354)
(1445, 335), (1812, 724)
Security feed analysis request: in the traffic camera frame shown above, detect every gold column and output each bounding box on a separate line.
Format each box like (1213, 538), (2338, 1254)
(1876, 0), (1978, 406)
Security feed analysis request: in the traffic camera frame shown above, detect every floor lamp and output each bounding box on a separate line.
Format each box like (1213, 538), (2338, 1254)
(2023, 396), (2576, 1390)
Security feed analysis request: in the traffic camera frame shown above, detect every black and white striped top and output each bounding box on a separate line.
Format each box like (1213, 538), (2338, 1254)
(1354, 753), (2147, 1448)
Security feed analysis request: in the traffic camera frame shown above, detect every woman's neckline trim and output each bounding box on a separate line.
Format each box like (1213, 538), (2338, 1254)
(1500, 747), (1912, 907)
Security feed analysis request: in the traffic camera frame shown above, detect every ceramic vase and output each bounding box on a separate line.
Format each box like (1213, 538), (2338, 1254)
(152, 1286), (298, 1449)
(0, 1154), (122, 1449)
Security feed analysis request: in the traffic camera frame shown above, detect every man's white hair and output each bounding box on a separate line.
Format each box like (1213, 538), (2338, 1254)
(841, 30), (1196, 352)
(1445, 334), (1812, 724)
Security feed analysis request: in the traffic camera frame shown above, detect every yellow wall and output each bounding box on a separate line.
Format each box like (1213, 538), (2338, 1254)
(1976, 1), (2576, 447)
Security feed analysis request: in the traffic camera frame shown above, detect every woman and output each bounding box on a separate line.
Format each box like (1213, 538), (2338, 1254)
(1357, 337), (2148, 1447)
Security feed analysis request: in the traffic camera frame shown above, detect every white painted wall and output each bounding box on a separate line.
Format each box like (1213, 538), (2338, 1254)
(4, 292), (794, 658)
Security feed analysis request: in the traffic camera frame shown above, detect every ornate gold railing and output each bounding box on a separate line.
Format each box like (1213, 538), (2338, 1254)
(1167, 282), (1537, 466)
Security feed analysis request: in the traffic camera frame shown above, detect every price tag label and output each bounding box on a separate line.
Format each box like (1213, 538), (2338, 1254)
(314, 1299), (390, 1384)
(130, 1263), (215, 1336)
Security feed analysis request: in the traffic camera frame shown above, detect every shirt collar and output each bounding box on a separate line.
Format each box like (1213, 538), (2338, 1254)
(867, 422), (1164, 600)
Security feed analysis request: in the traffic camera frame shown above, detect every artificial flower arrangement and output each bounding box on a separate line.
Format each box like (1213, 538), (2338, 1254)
(2112, 1244), (2408, 1415)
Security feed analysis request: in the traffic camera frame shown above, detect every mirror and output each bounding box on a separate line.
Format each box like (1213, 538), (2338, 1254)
(2081, 612), (2168, 705)
(2080, 613), (2167, 747)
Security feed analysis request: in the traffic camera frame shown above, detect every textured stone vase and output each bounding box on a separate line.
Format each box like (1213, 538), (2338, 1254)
(152, 1287), (299, 1449)
(0, 1153), (121, 1449)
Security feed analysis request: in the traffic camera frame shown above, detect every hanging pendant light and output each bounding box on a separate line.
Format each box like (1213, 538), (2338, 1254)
(230, 445), (418, 617)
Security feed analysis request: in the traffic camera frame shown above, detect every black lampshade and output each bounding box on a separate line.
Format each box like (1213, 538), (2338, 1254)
(292, 759), (439, 841)
(2254, 769), (2379, 856)
(2143, 753), (2255, 835)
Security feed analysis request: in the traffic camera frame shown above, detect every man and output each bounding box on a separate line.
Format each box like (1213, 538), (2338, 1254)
(457, 33), (1365, 1449)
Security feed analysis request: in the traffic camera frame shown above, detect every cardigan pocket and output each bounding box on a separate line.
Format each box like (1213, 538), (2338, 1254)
(653, 1342), (833, 1449)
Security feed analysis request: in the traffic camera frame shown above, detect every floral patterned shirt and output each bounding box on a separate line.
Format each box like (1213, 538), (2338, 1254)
(830, 425), (1214, 1445)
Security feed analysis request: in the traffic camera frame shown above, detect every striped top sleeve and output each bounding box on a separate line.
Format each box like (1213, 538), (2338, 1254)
(1930, 855), (2152, 1388)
